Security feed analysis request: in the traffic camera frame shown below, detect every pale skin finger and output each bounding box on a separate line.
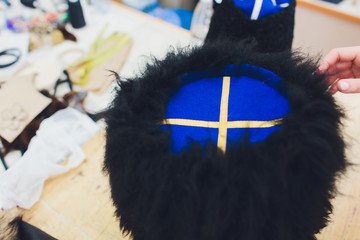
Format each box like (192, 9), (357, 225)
(325, 69), (354, 89)
(326, 62), (357, 80)
(319, 47), (360, 94)
(319, 46), (360, 73)
(327, 77), (342, 94)
(328, 84), (338, 94)
(320, 59), (354, 87)
(328, 61), (353, 75)
(337, 79), (360, 93)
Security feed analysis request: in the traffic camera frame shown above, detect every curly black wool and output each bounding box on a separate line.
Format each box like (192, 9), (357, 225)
(205, 0), (296, 52)
(104, 41), (346, 240)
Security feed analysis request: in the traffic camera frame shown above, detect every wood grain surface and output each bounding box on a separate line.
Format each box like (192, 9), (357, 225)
(0, 2), (360, 238)
(10, 92), (360, 240)
(317, 93), (360, 240)
(22, 130), (129, 240)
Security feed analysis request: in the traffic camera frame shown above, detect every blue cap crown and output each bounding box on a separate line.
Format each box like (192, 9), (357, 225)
(161, 64), (291, 153)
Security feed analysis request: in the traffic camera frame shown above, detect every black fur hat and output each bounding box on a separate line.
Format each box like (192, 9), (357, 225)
(205, 0), (296, 52)
(104, 41), (346, 240)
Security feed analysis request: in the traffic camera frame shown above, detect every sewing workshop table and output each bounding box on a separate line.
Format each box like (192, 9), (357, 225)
(1, 2), (360, 240)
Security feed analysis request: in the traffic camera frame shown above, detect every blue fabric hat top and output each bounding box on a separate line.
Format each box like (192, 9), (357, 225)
(232, 0), (291, 20)
(161, 64), (291, 153)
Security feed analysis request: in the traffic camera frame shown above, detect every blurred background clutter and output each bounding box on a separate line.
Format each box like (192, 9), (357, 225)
(0, 0), (199, 213)
(1, 0), (360, 239)
(0, 0), (131, 173)
(0, 0), (205, 174)
(0, 0), (201, 175)
(121, 0), (198, 30)
(1, 0), (360, 173)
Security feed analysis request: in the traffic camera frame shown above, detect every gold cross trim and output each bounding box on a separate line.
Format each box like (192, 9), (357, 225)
(163, 76), (282, 152)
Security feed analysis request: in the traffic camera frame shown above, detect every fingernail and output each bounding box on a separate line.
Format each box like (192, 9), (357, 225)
(339, 81), (349, 91)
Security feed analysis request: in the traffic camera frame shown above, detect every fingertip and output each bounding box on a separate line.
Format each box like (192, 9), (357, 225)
(339, 81), (350, 91)
(328, 87), (338, 95)
(337, 79), (360, 93)
(318, 59), (331, 73)
(318, 64), (327, 73)
(326, 83), (338, 94)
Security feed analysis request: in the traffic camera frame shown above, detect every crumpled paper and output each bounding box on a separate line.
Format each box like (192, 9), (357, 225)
(0, 107), (99, 210)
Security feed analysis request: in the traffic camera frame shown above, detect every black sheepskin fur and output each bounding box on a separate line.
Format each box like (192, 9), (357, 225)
(104, 41), (346, 240)
(205, 0), (296, 52)
(0, 216), (57, 240)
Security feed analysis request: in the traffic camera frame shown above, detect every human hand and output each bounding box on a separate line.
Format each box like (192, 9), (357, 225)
(318, 46), (360, 94)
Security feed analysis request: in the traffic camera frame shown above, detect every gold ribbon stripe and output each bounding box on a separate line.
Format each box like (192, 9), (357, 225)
(217, 76), (231, 152)
(163, 119), (219, 128)
(162, 76), (283, 153)
(163, 119), (282, 129)
(227, 119), (282, 128)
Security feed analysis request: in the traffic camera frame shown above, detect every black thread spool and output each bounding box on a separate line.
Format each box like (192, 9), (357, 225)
(20, 0), (37, 8)
(67, 0), (86, 29)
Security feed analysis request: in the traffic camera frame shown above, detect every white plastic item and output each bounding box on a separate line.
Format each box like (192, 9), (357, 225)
(122, 0), (157, 11)
(190, 0), (214, 40)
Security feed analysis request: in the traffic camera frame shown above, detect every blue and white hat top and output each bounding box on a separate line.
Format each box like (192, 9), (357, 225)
(216, 0), (291, 20)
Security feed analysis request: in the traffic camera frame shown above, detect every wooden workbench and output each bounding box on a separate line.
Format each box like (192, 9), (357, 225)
(0, 2), (195, 239)
(1, 2), (360, 240)
(317, 93), (360, 240)
(6, 91), (359, 240)
(22, 130), (126, 240)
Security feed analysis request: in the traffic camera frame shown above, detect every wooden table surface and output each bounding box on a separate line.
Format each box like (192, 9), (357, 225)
(317, 93), (360, 240)
(23, 130), (127, 240)
(1, 3), (360, 240)
(7, 92), (358, 240)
